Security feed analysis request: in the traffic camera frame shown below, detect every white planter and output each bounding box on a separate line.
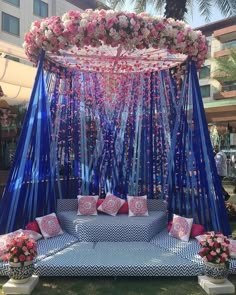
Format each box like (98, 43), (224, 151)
(203, 262), (229, 284)
(8, 261), (34, 284)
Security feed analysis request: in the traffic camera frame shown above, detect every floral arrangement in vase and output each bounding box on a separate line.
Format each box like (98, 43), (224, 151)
(4, 234), (37, 264)
(198, 231), (230, 265)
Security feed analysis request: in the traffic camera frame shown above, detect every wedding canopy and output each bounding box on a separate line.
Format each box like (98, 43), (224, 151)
(0, 10), (230, 235)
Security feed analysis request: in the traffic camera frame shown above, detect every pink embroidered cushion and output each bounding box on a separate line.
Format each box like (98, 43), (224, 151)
(169, 214), (193, 242)
(25, 221), (41, 233)
(96, 199), (128, 214)
(36, 213), (63, 239)
(0, 234), (8, 261)
(14, 229), (42, 241)
(229, 239), (236, 258)
(97, 193), (125, 216)
(77, 195), (99, 216)
(127, 195), (149, 217)
(168, 221), (205, 239)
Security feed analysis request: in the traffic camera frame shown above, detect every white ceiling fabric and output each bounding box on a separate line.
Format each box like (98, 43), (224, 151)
(0, 41), (35, 104)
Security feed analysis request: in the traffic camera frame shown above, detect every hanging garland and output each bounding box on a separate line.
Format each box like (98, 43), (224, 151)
(24, 9), (208, 70)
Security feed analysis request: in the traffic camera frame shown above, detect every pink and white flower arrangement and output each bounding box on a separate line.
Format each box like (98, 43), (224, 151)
(4, 234), (37, 264)
(198, 231), (230, 265)
(23, 9), (208, 69)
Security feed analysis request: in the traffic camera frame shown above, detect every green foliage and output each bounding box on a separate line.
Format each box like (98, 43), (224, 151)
(107, 0), (236, 21)
(214, 50), (236, 83)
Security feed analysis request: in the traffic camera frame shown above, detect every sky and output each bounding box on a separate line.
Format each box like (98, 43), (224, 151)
(120, 1), (226, 28)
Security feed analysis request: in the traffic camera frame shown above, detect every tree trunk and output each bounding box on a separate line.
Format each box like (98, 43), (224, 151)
(164, 0), (188, 20)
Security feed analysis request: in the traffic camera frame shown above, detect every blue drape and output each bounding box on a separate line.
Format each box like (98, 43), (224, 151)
(0, 59), (231, 235)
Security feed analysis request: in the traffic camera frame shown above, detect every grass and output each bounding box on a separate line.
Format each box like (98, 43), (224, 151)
(1, 275), (236, 295)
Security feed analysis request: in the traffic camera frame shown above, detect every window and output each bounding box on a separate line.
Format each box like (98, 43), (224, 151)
(4, 0), (20, 6)
(33, 0), (48, 17)
(1, 12), (19, 36)
(200, 85), (210, 98)
(222, 40), (236, 50)
(222, 81), (236, 92)
(199, 66), (210, 79)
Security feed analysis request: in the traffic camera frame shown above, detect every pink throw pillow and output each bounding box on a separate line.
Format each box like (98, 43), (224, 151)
(97, 193), (125, 216)
(127, 195), (149, 217)
(0, 234), (8, 261)
(25, 221), (41, 233)
(168, 221), (205, 239)
(229, 239), (236, 258)
(77, 195), (99, 215)
(118, 201), (129, 214)
(97, 199), (128, 214)
(14, 229), (42, 241)
(96, 199), (104, 208)
(36, 213), (63, 239)
(169, 214), (193, 242)
(190, 224), (205, 238)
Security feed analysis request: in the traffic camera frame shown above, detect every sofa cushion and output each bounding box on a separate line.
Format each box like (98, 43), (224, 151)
(57, 210), (167, 242)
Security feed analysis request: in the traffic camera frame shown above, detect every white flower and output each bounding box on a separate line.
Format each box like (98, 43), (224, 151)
(61, 13), (70, 22)
(130, 18), (136, 26)
(80, 19), (88, 27)
(64, 20), (72, 28)
(58, 36), (66, 45)
(45, 30), (54, 39)
(40, 21), (48, 30)
(217, 237), (224, 243)
(30, 25), (38, 33)
(141, 28), (150, 38)
(118, 15), (129, 28)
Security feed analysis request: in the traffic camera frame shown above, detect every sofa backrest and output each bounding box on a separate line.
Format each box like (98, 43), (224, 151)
(57, 198), (167, 213)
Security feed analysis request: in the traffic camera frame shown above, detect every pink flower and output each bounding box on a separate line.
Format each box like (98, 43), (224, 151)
(19, 255), (26, 262)
(23, 10), (208, 69)
(4, 234), (37, 263)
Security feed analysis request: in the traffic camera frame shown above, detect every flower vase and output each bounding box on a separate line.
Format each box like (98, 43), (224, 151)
(8, 261), (34, 284)
(203, 262), (229, 284)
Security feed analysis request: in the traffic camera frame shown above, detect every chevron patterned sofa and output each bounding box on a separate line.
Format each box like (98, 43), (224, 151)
(57, 199), (168, 242)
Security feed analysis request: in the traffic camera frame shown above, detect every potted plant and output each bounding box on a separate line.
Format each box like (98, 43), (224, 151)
(4, 233), (37, 284)
(198, 231), (230, 284)
(225, 202), (236, 221)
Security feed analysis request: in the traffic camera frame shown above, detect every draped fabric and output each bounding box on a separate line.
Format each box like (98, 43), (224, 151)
(0, 54), (231, 235)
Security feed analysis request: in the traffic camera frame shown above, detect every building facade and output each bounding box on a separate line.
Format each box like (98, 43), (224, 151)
(197, 17), (236, 177)
(196, 16), (236, 130)
(0, 0), (85, 47)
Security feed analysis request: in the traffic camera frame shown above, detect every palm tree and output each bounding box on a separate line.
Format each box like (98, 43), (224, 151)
(107, 0), (236, 21)
(214, 50), (236, 84)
